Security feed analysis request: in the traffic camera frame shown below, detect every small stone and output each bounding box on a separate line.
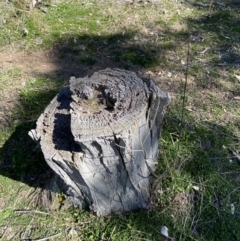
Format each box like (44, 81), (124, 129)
(192, 185), (200, 191)
(181, 59), (185, 65)
(235, 75), (240, 82)
(161, 226), (169, 237)
(69, 228), (78, 236)
(23, 28), (28, 36)
(146, 70), (154, 76)
(233, 96), (240, 100)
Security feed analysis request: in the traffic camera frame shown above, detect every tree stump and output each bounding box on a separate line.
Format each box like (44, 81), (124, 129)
(29, 68), (170, 216)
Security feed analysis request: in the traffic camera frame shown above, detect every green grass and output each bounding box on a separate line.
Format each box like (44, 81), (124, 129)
(0, 0), (240, 240)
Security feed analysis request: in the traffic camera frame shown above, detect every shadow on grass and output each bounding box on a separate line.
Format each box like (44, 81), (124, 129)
(188, 10), (240, 63)
(184, 0), (240, 90)
(157, 110), (240, 240)
(0, 89), (59, 187)
(51, 30), (161, 76)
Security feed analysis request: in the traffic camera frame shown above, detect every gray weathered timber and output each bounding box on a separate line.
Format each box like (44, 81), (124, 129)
(29, 68), (170, 216)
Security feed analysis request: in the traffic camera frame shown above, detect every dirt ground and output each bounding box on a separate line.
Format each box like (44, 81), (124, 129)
(0, 48), (117, 128)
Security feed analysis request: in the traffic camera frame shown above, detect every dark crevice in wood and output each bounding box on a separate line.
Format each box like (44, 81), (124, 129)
(53, 113), (73, 151)
(92, 141), (113, 175)
(57, 86), (71, 111)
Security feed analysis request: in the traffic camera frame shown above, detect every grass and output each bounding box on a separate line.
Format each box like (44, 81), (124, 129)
(0, 0), (240, 240)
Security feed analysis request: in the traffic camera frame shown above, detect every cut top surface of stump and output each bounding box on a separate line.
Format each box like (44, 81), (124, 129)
(70, 68), (151, 141)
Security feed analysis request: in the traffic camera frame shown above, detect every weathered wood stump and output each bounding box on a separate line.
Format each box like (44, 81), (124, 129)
(29, 68), (170, 216)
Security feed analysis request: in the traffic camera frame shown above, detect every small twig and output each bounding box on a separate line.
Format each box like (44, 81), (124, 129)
(33, 232), (62, 241)
(216, 63), (240, 67)
(1, 224), (10, 240)
(108, 226), (116, 241)
(13, 209), (50, 215)
(21, 215), (34, 241)
(228, 148), (240, 163)
(200, 47), (210, 54)
(9, 229), (22, 241)
(185, 0), (225, 7)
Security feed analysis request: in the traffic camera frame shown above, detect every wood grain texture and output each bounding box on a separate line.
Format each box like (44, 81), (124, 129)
(29, 68), (170, 216)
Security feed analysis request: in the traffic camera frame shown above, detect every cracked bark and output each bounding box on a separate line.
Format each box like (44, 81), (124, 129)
(29, 68), (170, 216)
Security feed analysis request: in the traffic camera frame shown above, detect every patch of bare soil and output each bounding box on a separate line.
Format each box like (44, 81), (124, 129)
(0, 44), (132, 81)
(0, 46), (134, 129)
(0, 49), (84, 79)
(0, 49), (89, 128)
